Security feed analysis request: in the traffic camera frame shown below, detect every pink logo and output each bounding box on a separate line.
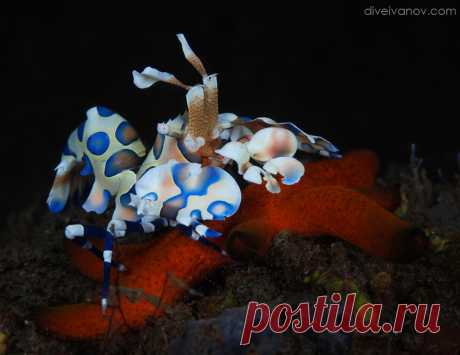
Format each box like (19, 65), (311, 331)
(240, 293), (440, 346)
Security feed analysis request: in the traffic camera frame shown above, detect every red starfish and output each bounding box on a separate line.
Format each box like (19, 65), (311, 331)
(36, 150), (428, 339)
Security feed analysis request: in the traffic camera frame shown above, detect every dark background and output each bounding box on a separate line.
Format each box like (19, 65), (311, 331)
(2, 10), (459, 223)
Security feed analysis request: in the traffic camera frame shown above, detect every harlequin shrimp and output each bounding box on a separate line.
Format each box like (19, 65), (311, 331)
(133, 159), (241, 238)
(47, 34), (340, 311)
(47, 106), (146, 220)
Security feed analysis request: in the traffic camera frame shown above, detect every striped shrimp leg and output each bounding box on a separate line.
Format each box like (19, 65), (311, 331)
(47, 126), (84, 213)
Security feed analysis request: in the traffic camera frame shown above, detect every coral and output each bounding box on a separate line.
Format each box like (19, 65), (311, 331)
(36, 150), (428, 339)
(398, 145), (460, 241)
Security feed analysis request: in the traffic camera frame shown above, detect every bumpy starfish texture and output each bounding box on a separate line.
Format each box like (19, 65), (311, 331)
(36, 150), (427, 339)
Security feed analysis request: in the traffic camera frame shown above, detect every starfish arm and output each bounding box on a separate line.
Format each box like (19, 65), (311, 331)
(62, 150), (391, 281)
(358, 185), (401, 211)
(227, 186), (426, 261)
(37, 150), (426, 339)
(37, 230), (229, 339)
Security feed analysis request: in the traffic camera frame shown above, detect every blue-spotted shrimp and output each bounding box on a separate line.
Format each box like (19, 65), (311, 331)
(47, 34), (340, 311)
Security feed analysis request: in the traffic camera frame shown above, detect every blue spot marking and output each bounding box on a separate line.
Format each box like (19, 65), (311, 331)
(87, 132), (110, 155)
(99, 190), (111, 214)
(162, 164), (221, 219)
(80, 154), (93, 176)
(205, 228), (222, 238)
(207, 200), (236, 220)
(97, 106), (114, 117)
(104, 149), (140, 177)
(142, 192), (158, 201)
(120, 186), (136, 208)
(282, 176), (297, 185)
(240, 116), (252, 122)
(48, 198), (66, 213)
(77, 121), (86, 141)
(120, 192), (131, 208)
(282, 173), (302, 185)
(115, 121), (138, 145)
(190, 210), (202, 220)
(62, 142), (76, 158)
(153, 134), (165, 159)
